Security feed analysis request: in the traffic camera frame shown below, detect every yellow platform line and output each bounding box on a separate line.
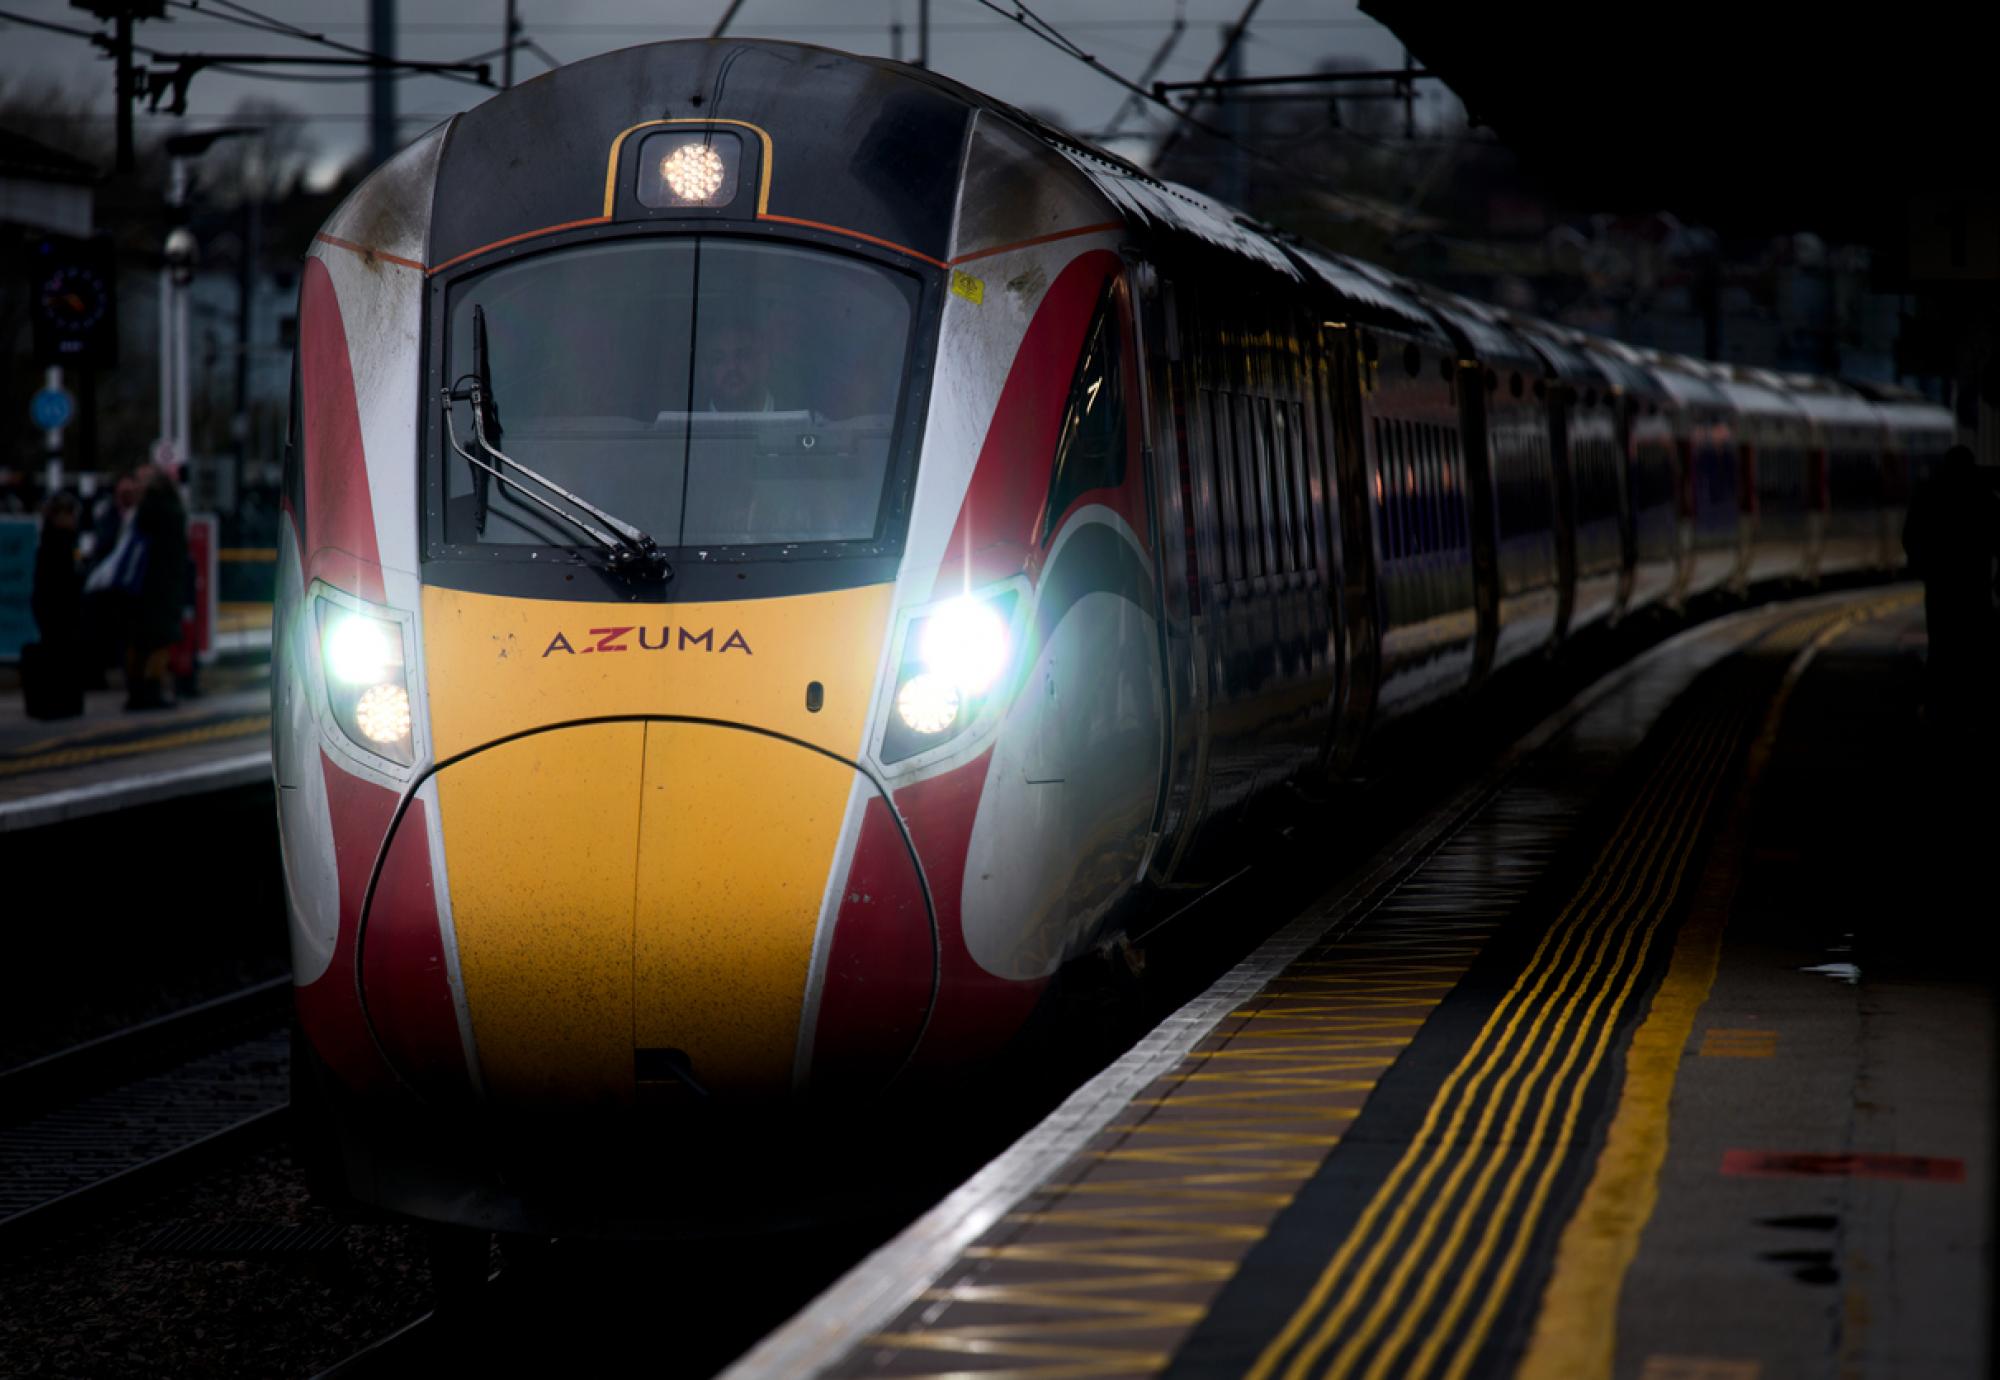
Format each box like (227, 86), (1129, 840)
(0, 715), (270, 779)
(1336, 712), (1742, 1380)
(1514, 594), (1906, 1380)
(1249, 704), (1733, 1379)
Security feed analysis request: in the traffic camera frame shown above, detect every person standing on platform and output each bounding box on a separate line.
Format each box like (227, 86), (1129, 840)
(81, 471), (141, 688)
(25, 492), (85, 719)
(1902, 444), (2000, 732)
(124, 465), (188, 711)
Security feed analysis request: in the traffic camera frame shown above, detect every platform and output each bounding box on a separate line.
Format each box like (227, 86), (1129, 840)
(0, 668), (271, 833)
(732, 585), (1994, 1380)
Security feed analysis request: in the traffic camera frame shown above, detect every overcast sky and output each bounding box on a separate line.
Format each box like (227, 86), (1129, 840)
(0, 0), (1449, 179)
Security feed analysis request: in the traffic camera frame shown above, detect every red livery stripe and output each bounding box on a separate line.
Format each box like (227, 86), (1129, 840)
(295, 753), (468, 1098)
(930, 249), (1122, 599)
(299, 258), (387, 604)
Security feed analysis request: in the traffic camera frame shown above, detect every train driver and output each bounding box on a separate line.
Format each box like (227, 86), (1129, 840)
(700, 319), (776, 413)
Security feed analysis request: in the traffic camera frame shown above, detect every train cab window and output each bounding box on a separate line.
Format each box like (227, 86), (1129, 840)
(1042, 290), (1129, 543)
(436, 236), (921, 554)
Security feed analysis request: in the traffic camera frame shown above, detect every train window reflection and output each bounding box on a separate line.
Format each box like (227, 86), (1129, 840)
(440, 236), (920, 552)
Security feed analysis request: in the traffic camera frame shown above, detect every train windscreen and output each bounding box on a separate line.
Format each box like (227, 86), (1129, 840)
(439, 237), (920, 552)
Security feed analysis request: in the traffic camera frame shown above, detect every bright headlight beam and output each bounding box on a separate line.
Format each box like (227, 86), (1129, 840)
(919, 597), (1010, 695)
(325, 614), (398, 686)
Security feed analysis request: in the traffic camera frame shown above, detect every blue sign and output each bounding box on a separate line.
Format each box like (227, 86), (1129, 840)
(30, 388), (73, 431)
(0, 517), (39, 662)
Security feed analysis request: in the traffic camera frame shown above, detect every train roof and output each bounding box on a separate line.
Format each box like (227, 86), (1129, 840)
(1501, 315), (1595, 384)
(342, 36), (1953, 448)
(410, 37), (1174, 274)
(1636, 351), (1732, 412)
(1710, 373), (1802, 422)
(1411, 288), (1544, 376)
(1558, 331), (1667, 402)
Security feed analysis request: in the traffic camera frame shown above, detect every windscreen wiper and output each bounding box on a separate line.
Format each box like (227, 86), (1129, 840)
(442, 308), (671, 580)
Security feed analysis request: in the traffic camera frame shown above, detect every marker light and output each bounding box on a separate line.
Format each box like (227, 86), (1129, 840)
(895, 672), (962, 736)
(661, 143), (727, 204)
(918, 597), (1011, 695)
(635, 130), (743, 210)
(324, 614), (398, 686)
(354, 683), (413, 746)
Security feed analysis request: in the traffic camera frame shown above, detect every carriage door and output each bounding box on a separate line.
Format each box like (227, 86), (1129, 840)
(1127, 262), (1203, 884)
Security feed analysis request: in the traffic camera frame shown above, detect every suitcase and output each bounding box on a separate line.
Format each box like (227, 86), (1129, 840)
(21, 641), (84, 720)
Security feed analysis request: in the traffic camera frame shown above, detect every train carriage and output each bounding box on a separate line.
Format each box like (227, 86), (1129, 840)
(1292, 252), (1473, 735)
(1711, 369), (1816, 586)
(1785, 376), (1906, 575)
(1413, 291), (1564, 677)
(1571, 334), (1681, 615)
(1511, 319), (1634, 633)
(276, 37), (1950, 1235)
(1863, 386), (1955, 557)
(1641, 353), (1743, 600)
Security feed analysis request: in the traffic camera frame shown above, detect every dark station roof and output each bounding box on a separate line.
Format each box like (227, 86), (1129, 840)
(1360, 2), (1989, 249)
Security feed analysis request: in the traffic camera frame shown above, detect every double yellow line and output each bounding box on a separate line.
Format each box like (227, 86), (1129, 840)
(1249, 691), (1749, 1380)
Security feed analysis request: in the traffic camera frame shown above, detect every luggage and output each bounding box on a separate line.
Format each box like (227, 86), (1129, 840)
(21, 641), (84, 720)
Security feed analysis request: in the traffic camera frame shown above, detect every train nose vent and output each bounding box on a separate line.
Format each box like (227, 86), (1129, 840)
(428, 721), (923, 1108)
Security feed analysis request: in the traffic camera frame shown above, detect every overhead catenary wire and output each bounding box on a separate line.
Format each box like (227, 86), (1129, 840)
(0, 7), (111, 43)
(164, 0), (495, 89)
(966, 0), (1250, 154)
(965, 0), (1423, 227)
(1090, 0), (1187, 141)
(1152, 0), (1263, 162)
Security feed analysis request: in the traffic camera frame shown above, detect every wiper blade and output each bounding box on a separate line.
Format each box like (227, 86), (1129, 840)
(443, 309), (670, 581)
(442, 384), (672, 580)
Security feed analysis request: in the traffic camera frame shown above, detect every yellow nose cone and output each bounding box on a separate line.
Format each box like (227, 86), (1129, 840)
(418, 581), (896, 1107)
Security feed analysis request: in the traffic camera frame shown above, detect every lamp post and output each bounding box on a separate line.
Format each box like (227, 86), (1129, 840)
(158, 127), (251, 498)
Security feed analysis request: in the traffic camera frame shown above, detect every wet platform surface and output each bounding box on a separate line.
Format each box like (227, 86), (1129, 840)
(736, 585), (1994, 1380)
(0, 667), (270, 831)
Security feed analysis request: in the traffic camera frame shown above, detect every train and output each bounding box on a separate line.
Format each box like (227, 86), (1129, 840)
(274, 38), (1953, 1233)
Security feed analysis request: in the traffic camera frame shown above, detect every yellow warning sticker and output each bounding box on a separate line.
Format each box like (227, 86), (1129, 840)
(950, 270), (985, 305)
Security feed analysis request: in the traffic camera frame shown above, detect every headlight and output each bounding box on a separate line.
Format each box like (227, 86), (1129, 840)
(918, 598), (1011, 695)
(316, 598), (415, 766)
(883, 589), (1018, 764)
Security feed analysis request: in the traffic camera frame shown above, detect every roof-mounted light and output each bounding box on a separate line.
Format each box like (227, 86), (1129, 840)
(636, 129), (743, 210)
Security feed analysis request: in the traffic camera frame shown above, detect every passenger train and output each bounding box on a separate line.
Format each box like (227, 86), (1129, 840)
(275, 39), (1952, 1231)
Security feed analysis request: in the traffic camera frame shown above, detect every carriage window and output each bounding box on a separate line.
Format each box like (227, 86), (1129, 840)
(1043, 289), (1129, 542)
(1292, 401), (1317, 573)
(1233, 393), (1264, 578)
(1258, 396), (1289, 573)
(1205, 389), (1240, 584)
(439, 236), (920, 552)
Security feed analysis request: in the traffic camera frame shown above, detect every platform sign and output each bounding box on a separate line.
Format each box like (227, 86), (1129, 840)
(0, 517), (38, 662)
(30, 387), (73, 432)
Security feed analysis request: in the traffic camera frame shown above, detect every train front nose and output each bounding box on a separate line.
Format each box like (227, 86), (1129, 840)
(414, 584), (912, 1108)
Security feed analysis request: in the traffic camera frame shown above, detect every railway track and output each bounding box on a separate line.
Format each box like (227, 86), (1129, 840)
(0, 979), (293, 1246)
